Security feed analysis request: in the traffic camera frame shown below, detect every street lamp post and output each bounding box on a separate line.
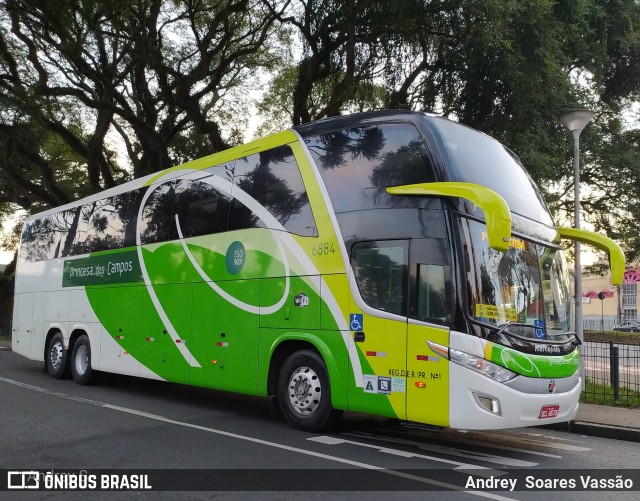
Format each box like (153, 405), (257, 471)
(560, 109), (594, 389)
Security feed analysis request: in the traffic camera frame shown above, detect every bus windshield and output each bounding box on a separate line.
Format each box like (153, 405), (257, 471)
(464, 219), (572, 341)
(427, 116), (554, 226)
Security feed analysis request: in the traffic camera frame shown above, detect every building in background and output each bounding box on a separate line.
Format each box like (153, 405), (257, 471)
(581, 266), (639, 331)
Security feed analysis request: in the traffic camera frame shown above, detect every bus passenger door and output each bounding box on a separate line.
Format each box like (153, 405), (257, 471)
(348, 240), (408, 421)
(406, 238), (451, 426)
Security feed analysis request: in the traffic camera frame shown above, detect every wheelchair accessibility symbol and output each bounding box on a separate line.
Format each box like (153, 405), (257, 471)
(350, 314), (364, 331)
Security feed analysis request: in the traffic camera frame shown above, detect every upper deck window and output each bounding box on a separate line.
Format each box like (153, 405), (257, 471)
(228, 145), (317, 236)
(305, 123), (436, 213)
(20, 192), (142, 261)
(20, 145), (317, 262)
(426, 117), (553, 226)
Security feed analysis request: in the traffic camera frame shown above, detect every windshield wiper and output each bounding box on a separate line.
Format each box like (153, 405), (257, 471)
(489, 321), (533, 340)
(489, 321), (513, 340)
(490, 322), (579, 346)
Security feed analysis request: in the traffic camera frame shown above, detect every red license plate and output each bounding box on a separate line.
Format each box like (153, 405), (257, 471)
(539, 404), (560, 419)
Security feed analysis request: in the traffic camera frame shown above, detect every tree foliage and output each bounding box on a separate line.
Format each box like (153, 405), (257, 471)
(0, 0), (284, 218)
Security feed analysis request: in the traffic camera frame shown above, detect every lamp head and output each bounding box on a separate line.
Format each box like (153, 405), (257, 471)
(560, 109), (595, 134)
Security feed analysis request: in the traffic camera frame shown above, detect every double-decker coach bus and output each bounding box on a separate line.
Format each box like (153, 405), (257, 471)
(12, 111), (624, 431)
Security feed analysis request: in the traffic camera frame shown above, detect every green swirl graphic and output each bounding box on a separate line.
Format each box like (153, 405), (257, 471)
(489, 344), (580, 378)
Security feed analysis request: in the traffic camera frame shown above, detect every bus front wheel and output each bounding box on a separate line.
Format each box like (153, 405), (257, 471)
(277, 350), (342, 431)
(46, 332), (68, 379)
(70, 334), (97, 385)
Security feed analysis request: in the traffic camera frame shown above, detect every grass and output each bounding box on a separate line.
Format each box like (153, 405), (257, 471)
(584, 330), (640, 343)
(581, 378), (640, 408)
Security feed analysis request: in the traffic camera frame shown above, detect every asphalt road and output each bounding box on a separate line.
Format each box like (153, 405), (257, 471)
(1, 349), (640, 500)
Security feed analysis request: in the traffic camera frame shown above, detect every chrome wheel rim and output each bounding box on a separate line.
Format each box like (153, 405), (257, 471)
(287, 366), (321, 416)
(49, 340), (63, 371)
(74, 344), (89, 376)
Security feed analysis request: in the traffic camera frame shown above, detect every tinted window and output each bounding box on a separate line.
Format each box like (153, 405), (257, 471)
(20, 187), (157, 261)
(228, 145), (317, 236)
(140, 181), (177, 244)
(72, 194), (130, 253)
(49, 209), (81, 259)
(417, 264), (446, 323)
(306, 123), (436, 213)
(351, 240), (408, 316)
(20, 208), (81, 262)
(173, 176), (231, 238)
(407, 232), (451, 325)
(427, 117), (553, 225)
(120, 188), (145, 247)
(20, 217), (55, 262)
(337, 206), (446, 251)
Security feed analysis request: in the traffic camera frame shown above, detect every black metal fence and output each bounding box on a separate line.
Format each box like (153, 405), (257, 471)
(582, 340), (640, 403)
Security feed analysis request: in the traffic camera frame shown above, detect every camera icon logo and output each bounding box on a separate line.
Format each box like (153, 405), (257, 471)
(7, 471), (40, 489)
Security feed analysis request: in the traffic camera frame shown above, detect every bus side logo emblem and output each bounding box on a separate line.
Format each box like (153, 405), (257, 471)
(548, 380), (556, 394)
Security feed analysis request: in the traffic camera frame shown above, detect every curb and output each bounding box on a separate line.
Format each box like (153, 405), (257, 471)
(568, 421), (640, 443)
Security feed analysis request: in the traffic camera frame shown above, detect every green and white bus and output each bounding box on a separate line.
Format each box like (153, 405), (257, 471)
(12, 111), (624, 431)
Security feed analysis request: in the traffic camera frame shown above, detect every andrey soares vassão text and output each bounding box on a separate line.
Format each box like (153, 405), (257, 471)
(465, 474), (635, 491)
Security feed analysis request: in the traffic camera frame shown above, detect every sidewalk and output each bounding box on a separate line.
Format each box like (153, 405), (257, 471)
(567, 402), (640, 442)
(1, 338), (639, 441)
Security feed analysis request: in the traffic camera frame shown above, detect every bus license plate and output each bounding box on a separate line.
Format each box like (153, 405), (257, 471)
(538, 404), (559, 419)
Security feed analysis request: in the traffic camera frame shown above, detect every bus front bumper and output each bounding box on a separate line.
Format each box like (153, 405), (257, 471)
(448, 362), (581, 430)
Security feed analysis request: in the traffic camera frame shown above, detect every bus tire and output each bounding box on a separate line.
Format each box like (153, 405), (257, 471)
(46, 332), (68, 379)
(277, 350), (342, 431)
(70, 334), (98, 385)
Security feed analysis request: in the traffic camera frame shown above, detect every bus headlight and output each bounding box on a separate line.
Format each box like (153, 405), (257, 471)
(448, 348), (517, 383)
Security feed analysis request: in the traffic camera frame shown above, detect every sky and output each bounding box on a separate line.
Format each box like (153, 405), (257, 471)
(0, 250), (13, 265)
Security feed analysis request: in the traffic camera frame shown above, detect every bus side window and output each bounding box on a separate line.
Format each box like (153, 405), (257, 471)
(19, 220), (35, 261)
(123, 188), (146, 247)
(140, 181), (178, 245)
(417, 264), (447, 324)
(20, 217), (53, 262)
(305, 123), (437, 213)
(71, 194), (130, 254)
(172, 176), (231, 238)
(228, 145), (317, 236)
(20, 209), (77, 262)
(351, 240), (408, 316)
(42, 209), (77, 259)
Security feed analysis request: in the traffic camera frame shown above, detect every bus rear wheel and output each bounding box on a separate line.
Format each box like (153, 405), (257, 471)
(277, 350), (342, 431)
(71, 334), (97, 385)
(46, 332), (68, 379)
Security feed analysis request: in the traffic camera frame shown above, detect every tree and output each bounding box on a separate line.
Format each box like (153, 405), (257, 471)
(261, 0), (395, 125)
(0, 0), (285, 210)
